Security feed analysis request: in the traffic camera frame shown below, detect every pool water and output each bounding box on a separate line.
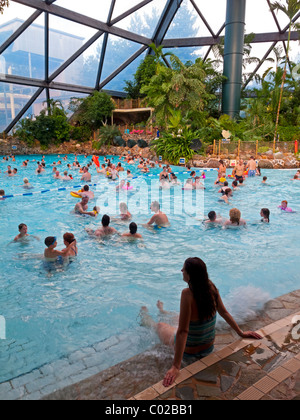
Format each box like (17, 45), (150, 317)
(0, 155), (299, 384)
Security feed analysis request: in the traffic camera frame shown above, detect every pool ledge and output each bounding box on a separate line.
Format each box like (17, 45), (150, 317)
(1, 290), (299, 400)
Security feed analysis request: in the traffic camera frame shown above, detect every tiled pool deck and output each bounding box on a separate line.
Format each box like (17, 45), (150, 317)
(0, 290), (299, 400)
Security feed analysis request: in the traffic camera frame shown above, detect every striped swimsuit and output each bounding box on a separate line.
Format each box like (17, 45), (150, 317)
(184, 314), (217, 358)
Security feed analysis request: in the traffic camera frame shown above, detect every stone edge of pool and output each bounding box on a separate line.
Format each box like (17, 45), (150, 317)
(1, 289), (298, 401)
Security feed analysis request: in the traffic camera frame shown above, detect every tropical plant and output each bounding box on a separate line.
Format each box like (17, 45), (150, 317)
(270, 0), (300, 140)
(150, 129), (196, 165)
(98, 124), (121, 147)
(69, 91), (115, 131)
(124, 55), (158, 99)
(141, 54), (215, 126)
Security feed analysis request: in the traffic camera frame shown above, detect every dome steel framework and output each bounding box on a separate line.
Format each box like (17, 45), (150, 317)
(0, 0), (299, 133)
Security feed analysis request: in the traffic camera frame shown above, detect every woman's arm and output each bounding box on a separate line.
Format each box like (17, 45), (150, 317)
(163, 290), (191, 387)
(217, 293), (262, 339)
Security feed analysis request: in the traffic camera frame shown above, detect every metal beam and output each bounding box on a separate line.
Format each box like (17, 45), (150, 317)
(163, 31), (300, 48)
(95, 0), (116, 90)
(11, 0), (152, 46)
(150, 0), (184, 49)
(0, 74), (95, 94)
(0, 74), (128, 96)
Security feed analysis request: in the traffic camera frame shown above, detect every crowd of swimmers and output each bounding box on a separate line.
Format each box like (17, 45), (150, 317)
(1, 152), (299, 388)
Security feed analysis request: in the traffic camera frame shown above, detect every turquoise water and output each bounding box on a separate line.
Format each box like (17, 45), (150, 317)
(0, 154), (299, 383)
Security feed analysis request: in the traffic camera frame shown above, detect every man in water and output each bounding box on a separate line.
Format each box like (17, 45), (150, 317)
(89, 215), (119, 237)
(234, 160), (244, 182)
(74, 196), (97, 217)
(72, 185), (94, 200)
(81, 167), (91, 182)
(246, 156), (257, 177)
(145, 201), (170, 228)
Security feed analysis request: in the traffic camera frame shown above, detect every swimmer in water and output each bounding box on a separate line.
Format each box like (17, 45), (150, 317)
(278, 200), (293, 212)
(218, 188), (233, 204)
(74, 197), (97, 217)
(0, 190), (5, 200)
(61, 233), (78, 258)
(260, 208), (270, 223)
(121, 222), (143, 240)
(44, 236), (75, 262)
(89, 215), (120, 238)
(22, 178), (33, 189)
(224, 208), (247, 227)
(204, 211), (223, 225)
(143, 201), (170, 229)
(72, 185), (94, 200)
(119, 202), (132, 221)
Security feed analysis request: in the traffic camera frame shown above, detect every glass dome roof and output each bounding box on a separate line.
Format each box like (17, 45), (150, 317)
(0, 0), (299, 132)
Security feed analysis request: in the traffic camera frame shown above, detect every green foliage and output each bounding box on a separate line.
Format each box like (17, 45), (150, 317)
(141, 53), (217, 126)
(15, 100), (78, 148)
(69, 91), (115, 131)
(15, 118), (35, 147)
(150, 129), (195, 165)
(124, 55), (157, 99)
(98, 125), (121, 147)
(258, 146), (271, 154)
(70, 125), (92, 142)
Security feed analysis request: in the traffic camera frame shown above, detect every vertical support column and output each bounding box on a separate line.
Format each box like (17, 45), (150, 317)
(222, 0), (246, 119)
(45, 12), (50, 107)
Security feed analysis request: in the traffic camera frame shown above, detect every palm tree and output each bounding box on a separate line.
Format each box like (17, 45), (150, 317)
(270, 0), (300, 141)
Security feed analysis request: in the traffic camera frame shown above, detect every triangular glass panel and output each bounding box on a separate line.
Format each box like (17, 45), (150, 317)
(0, 14), (45, 80)
(52, 35), (104, 88)
(164, 0), (208, 39)
(112, 0), (168, 38)
(100, 34), (144, 84)
(101, 50), (147, 92)
(0, 2), (38, 47)
(0, 82), (39, 132)
(163, 46), (208, 65)
(245, 0), (283, 34)
(111, 0), (146, 22)
(190, 0), (226, 36)
(49, 89), (89, 118)
(54, 0), (113, 22)
(48, 14), (98, 77)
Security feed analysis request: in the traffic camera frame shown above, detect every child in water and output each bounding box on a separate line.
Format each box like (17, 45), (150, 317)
(278, 201), (293, 212)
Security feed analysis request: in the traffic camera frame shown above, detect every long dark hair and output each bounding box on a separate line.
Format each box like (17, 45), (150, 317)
(184, 258), (218, 322)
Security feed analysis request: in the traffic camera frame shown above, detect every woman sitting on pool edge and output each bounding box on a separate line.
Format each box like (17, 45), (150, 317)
(140, 257), (261, 387)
